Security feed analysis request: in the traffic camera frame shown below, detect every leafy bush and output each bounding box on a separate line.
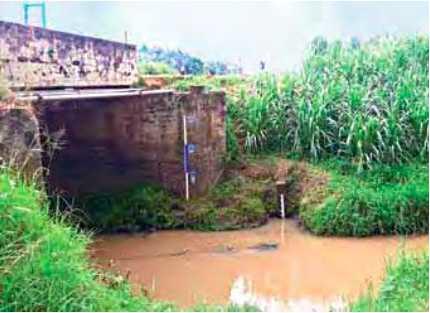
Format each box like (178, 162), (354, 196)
(138, 61), (177, 75)
(74, 184), (181, 233)
(229, 35), (429, 168)
(0, 170), (176, 311)
(351, 251), (429, 312)
(139, 45), (204, 75)
(139, 45), (242, 75)
(299, 162), (429, 236)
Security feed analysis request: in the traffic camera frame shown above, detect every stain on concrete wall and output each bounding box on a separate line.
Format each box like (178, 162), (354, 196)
(0, 21), (137, 88)
(37, 89), (226, 197)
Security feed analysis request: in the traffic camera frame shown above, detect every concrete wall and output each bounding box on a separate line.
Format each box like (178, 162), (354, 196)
(0, 21), (137, 88)
(37, 88), (226, 197)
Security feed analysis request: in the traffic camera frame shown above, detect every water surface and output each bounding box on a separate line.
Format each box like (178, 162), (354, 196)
(91, 219), (428, 309)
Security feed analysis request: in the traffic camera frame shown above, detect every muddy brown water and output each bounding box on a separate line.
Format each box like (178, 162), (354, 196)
(91, 219), (428, 309)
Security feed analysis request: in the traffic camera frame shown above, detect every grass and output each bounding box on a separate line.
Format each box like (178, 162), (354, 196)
(0, 169), (178, 311)
(351, 251), (429, 312)
(299, 161), (429, 236)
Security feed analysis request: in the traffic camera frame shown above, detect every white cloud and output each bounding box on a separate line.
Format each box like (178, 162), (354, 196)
(0, 1), (427, 72)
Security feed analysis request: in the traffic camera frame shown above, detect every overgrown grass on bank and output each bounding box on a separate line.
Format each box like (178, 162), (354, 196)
(0, 169), (176, 311)
(299, 161), (429, 236)
(351, 251), (429, 312)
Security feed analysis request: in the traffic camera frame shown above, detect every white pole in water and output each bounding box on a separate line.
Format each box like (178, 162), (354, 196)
(183, 115), (189, 201)
(280, 193), (285, 219)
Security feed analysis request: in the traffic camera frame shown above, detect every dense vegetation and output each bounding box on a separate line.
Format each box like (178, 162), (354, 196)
(226, 35), (429, 169)
(0, 170), (177, 311)
(138, 61), (178, 75)
(300, 161), (428, 236)
(351, 251), (429, 312)
(139, 44), (242, 75)
(74, 184), (181, 232)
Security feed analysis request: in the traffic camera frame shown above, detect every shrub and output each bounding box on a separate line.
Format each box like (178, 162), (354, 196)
(138, 61), (177, 75)
(351, 251), (429, 312)
(72, 184), (181, 233)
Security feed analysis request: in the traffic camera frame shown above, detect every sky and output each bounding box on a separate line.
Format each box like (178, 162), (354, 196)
(0, 1), (428, 72)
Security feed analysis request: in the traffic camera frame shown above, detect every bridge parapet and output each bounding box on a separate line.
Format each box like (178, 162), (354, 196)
(0, 21), (137, 89)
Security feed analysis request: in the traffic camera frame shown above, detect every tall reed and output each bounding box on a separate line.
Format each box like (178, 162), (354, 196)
(229, 35), (429, 168)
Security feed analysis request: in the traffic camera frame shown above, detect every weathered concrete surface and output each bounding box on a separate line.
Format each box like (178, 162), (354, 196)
(0, 21), (137, 88)
(36, 89), (226, 197)
(0, 106), (42, 180)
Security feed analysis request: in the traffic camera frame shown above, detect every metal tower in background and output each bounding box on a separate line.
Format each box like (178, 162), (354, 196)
(23, 1), (47, 28)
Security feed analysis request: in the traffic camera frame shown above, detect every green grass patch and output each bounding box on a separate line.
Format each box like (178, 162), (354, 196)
(299, 161), (429, 236)
(351, 251), (429, 312)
